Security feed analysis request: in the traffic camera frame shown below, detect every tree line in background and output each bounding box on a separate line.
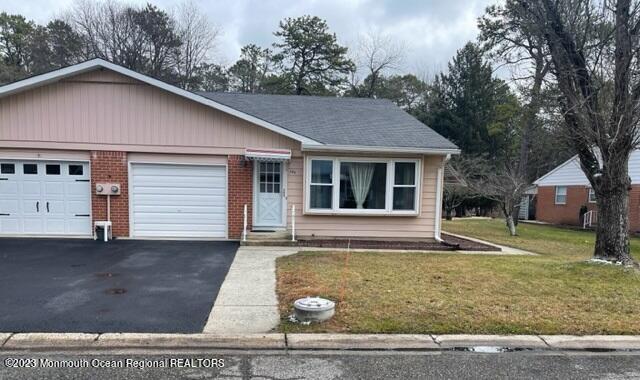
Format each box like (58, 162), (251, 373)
(2, 0), (632, 262)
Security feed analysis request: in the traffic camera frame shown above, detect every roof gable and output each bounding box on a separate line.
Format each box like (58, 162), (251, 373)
(0, 59), (321, 146)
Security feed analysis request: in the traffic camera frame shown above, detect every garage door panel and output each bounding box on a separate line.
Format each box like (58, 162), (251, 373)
(0, 182), (19, 196)
(133, 186), (226, 195)
(134, 205), (226, 213)
(0, 200), (19, 214)
(45, 182), (65, 195)
(133, 165), (224, 175)
(134, 214), (226, 223)
(131, 163), (227, 238)
(0, 218), (19, 233)
(66, 182), (90, 196)
(67, 200), (91, 214)
(21, 181), (41, 196)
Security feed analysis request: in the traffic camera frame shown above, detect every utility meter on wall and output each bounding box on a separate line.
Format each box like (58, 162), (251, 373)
(96, 183), (121, 195)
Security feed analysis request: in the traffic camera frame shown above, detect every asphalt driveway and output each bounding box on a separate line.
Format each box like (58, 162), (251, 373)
(0, 238), (238, 333)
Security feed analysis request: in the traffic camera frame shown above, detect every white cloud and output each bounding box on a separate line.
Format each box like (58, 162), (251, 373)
(0, 0), (498, 73)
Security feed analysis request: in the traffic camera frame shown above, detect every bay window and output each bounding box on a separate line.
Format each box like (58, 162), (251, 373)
(306, 157), (421, 214)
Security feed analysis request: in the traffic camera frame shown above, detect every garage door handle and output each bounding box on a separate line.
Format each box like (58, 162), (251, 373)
(36, 201), (39, 212)
(75, 214), (90, 217)
(46, 202), (50, 213)
(0, 213), (9, 216)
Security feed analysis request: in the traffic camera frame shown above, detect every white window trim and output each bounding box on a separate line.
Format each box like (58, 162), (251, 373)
(555, 186), (567, 205)
(304, 156), (422, 216)
(588, 187), (596, 203)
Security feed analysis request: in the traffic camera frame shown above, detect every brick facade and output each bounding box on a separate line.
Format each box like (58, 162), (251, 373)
(536, 185), (640, 232)
(90, 151), (129, 237)
(227, 155), (253, 239)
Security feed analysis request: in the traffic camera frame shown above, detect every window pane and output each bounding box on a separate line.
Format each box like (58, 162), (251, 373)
(274, 183), (280, 193)
(260, 183), (266, 192)
(339, 162), (386, 209)
(23, 164), (38, 175)
(1, 163), (15, 174)
(69, 165), (83, 176)
(46, 164), (61, 175)
(393, 187), (416, 210)
(310, 185), (332, 209)
(311, 160), (332, 184)
(394, 162), (415, 185)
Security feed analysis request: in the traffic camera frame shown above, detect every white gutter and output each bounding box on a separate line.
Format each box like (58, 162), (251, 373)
(302, 144), (460, 155)
(433, 154), (450, 242)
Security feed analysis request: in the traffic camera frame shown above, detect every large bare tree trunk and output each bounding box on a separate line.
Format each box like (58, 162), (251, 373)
(595, 189), (631, 263)
(594, 178), (633, 264)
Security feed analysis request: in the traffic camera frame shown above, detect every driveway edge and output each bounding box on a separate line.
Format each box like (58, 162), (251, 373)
(2, 333), (640, 351)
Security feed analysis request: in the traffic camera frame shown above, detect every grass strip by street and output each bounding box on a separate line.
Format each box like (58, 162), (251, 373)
(277, 219), (640, 335)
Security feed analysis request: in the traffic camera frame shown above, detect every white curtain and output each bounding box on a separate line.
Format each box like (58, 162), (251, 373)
(348, 163), (375, 209)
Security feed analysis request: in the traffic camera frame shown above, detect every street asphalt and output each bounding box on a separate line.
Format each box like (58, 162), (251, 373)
(1, 350), (640, 379)
(0, 238), (237, 333)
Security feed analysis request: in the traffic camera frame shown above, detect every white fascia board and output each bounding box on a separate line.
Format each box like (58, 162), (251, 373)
(0, 59), (322, 146)
(302, 143), (460, 155)
(533, 154), (579, 185)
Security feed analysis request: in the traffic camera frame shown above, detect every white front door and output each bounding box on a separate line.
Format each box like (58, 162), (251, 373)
(255, 161), (284, 227)
(0, 161), (92, 235)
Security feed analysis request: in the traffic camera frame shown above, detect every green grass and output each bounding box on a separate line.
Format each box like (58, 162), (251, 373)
(443, 218), (640, 261)
(276, 219), (640, 334)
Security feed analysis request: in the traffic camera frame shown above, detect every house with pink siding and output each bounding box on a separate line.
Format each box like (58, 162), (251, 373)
(0, 59), (459, 242)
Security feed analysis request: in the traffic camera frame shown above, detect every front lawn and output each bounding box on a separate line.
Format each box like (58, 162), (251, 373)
(276, 219), (640, 334)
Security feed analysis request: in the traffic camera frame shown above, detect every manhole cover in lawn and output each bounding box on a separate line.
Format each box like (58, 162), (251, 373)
(105, 288), (127, 295)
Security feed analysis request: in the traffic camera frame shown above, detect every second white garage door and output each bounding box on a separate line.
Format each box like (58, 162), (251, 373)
(130, 163), (227, 238)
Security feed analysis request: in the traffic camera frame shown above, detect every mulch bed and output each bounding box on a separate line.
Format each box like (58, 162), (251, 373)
(295, 234), (499, 252)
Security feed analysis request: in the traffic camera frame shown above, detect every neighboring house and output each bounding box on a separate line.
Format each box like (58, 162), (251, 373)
(0, 59), (459, 241)
(533, 151), (640, 231)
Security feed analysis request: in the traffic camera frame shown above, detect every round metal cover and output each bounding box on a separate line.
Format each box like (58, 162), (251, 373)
(294, 297), (335, 312)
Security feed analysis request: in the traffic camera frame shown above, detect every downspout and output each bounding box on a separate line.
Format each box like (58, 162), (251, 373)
(433, 154), (450, 242)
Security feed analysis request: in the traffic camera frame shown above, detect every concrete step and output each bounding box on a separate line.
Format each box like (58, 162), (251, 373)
(241, 239), (297, 247)
(246, 230), (291, 241)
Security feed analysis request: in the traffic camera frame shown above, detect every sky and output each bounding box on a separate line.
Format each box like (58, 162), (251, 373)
(0, 0), (498, 76)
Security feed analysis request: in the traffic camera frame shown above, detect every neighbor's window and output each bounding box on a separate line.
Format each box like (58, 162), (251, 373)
(393, 162), (417, 210)
(588, 188), (596, 203)
(309, 160), (333, 209)
(339, 162), (386, 209)
(307, 157), (420, 214)
(555, 186), (567, 204)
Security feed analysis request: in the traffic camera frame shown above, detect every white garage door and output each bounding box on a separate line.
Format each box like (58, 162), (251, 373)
(130, 163), (227, 238)
(0, 160), (92, 235)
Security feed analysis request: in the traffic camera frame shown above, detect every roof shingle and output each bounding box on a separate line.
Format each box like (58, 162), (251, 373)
(197, 92), (458, 150)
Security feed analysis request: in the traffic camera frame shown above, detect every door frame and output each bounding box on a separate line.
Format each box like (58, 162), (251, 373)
(0, 157), (92, 237)
(252, 160), (288, 229)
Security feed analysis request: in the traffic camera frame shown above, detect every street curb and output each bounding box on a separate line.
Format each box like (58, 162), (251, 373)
(1, 333), (640, 351)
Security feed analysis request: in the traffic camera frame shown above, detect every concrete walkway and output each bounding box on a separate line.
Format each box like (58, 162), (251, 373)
(443, 231), (537, 255)
(203, 246), (299, 334)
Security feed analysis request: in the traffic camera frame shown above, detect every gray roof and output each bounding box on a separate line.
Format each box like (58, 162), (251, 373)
(197, 92), (458, 151)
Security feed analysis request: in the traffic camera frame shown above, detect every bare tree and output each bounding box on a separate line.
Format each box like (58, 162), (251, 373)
(352, 31), (405, 97)
(478, 1), (552, 235)
(473, 160), (529, 235)
(173, 0), (220, 90)
(443, 156), (477, 220)
(515, 0), (640, 264)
